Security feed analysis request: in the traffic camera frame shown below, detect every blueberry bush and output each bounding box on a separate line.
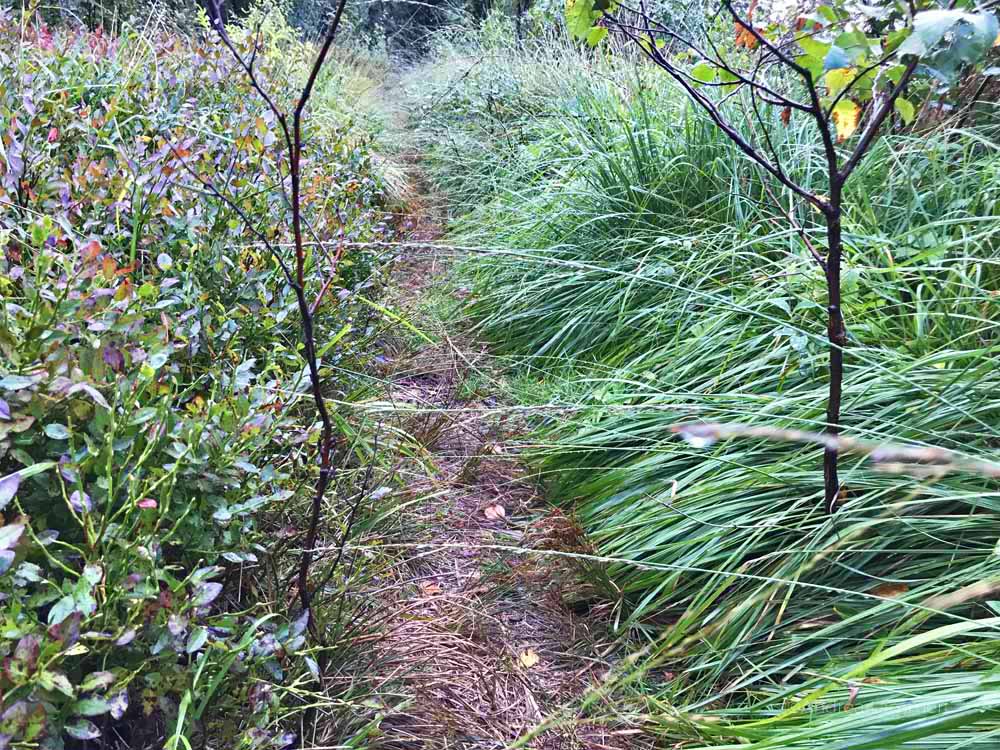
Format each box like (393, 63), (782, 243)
(0, 5), (391, 748)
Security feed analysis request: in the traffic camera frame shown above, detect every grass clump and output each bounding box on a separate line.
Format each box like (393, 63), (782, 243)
(405, 31), (1000, 748)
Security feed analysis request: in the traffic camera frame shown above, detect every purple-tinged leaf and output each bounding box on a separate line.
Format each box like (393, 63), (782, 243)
(109, 690), (128, 720)
(66, 382), (110, 409)
(191, 581), (223, 607)
(48, 612), (81, 646)
(115, 628), (136, 646)
(70, 490), (92, 514)
(59, 456), (78, 483)
(167, 613), (188, 637)
(0, 474), (20, 511)
(290, 610), (309, 638)
(0, 552), (15, 574)
(0, 399), (10, 420)
(250, 633), (278, 658)
(13, 636), (39, 673)
(0, 524), (24, 552)
(102, 345), (124, 372)
(0, 375), (39, 391)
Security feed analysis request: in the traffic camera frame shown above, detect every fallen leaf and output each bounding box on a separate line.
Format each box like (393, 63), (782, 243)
(870, 582), (909, 598)
(484, 504), (506, 520)
(419, 580), (441, 596)
(519, 648), (540, 668)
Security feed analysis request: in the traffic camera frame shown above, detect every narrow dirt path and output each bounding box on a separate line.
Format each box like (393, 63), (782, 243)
(369, 174), (639, 749)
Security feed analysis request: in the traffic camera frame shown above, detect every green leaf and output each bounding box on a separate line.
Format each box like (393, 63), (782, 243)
(64, 719), (100, 740)
(885, 28), (910, 54)
(73, 698), (111, 717)
(565, 0), (598, 40)
(798, 35), (830, 59)
(895, 96), (916, 124)
(691, 61), (717, 84)
(48, 595), (77, 626)
(39, 669), (76, 697)
(717, 68), (740, 90)
(80, 671), (115, 692)
(18, 461), (56, 480)
(0, 375), (38, 391)
(44, 423), (69, 440)
(824, 67), (854, 96)
(186, 626), (209, 653)
(898, 10), (998, 81)
(824, 46), (852, 71)
(817, 5), (837, 23)
(586, 25), (608, 47)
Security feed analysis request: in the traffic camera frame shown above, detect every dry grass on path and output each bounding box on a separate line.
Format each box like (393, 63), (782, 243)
(369, 202), (649, 750)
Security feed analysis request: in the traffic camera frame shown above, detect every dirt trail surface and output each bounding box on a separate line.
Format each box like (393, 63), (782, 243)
(370, 186), (640, 749)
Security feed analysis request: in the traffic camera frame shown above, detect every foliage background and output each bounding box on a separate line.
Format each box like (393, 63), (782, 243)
(0, 4), (396, 748)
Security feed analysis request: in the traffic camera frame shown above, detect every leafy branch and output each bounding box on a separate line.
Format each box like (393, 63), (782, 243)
(567, 0), (999, 511)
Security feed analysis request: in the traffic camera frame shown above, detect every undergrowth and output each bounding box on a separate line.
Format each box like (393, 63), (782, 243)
(404, 24), (1000, 749)
(0, 5), (402, 748)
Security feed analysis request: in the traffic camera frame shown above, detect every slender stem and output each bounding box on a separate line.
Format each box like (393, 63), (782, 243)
(823, 179), (845, 513)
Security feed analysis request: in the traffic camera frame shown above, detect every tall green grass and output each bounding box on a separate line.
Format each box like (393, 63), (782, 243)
(406, 33), (1000, 748)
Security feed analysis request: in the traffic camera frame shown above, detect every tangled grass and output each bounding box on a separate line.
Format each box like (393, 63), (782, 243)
(404, 31), (1000, 748)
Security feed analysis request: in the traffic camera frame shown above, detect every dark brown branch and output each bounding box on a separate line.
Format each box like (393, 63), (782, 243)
(204, 0), (353, 636)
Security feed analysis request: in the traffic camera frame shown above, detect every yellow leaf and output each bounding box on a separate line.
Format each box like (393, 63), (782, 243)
(832, 100), (860, 142)
(519, 648), (540, 668)
(824, 68), (854, 97)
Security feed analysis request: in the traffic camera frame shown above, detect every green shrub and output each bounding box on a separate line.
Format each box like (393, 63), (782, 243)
(0, 6), (389, 748)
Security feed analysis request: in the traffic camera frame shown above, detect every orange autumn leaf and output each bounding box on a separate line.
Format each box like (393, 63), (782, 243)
(420, 580), (442, 596)
(781, 106), (791, 126)
(734, 0), (759, 49)
(81, 239), (102, 261)
(870, 582), (909, 598)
